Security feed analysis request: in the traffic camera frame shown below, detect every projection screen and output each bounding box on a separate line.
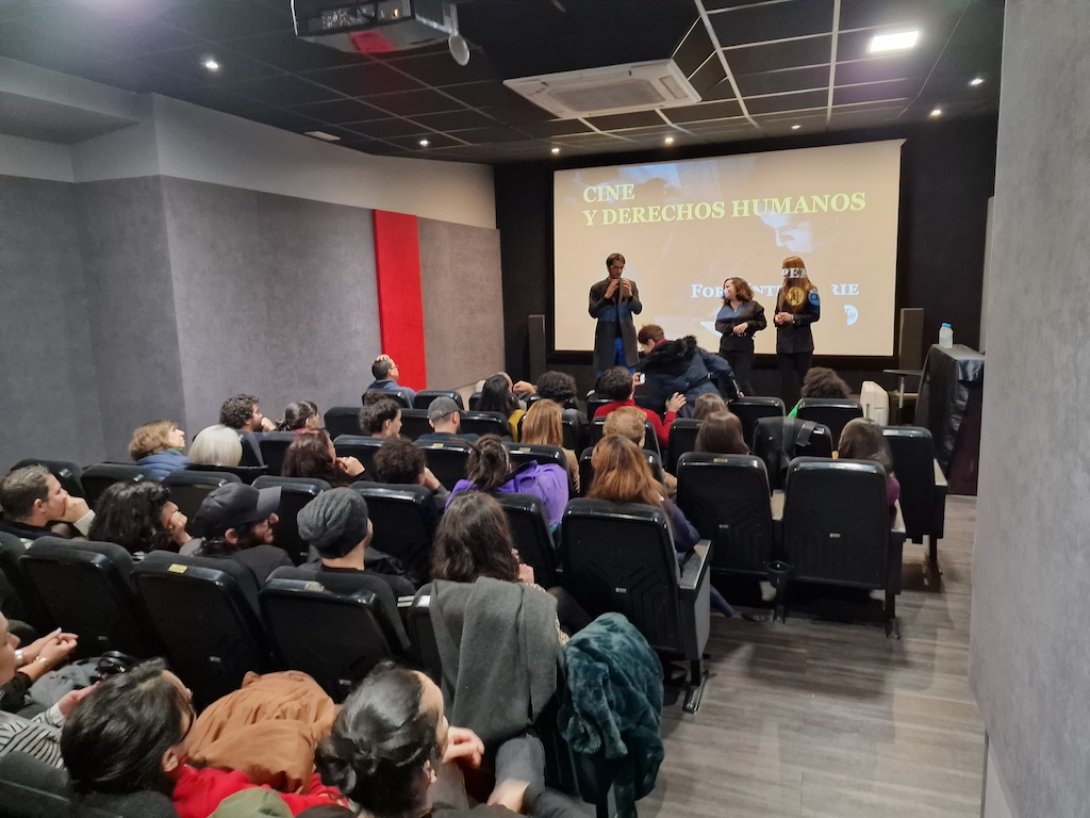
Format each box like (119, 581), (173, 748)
(553, 140), (903, 357)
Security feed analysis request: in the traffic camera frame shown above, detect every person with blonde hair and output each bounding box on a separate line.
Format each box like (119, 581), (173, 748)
(188, 424), (244, 467)
(773, 255), (821, 406)
(602, 406), (678, 495)
(129, 420), (188, 479)
(691, 393), (727, 420)
(519, 399), (579, 494)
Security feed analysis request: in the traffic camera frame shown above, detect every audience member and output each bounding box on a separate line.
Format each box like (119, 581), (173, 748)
(691, 393), (728, 421)
(448, 436), (568, 530)
(192, 483), (291, 586)
(636, 324), (740, 411)
(61, 659), (345, 817)
(129, 420), (190, 479)
(371, 438), (448, 513)
(417, 398), (479, 444)
(366, 355), (416, 404)
(788, 366), (851, 416)
(603, 406), (676, 495)
(0, 612), (86, 767)
(278, 401), (321, 433)
(592, 366), (681, 451)
(220, 394), (277, 433)
(282, 430), (366, 488)
(188, 424), (244, 467)
(88, 482), (195, 558)
(587, 436), (732, 615)
(297, 488), (415, 599)
(316, 662), (580, 817)
(477, 373), (524, 439)
(519, 400), (580, 494)
(531, 370), (589, 445)
(359, 399), (403, 440)
(0, 465), (94, 545)
(694, 411), (749, 455)
(838, 418), (901, 509)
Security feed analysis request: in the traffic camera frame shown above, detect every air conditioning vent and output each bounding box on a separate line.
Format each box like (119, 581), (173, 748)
(504, 60), (701, 119)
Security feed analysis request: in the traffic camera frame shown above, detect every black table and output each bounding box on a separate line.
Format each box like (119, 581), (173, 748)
(914, 344), (984, 495)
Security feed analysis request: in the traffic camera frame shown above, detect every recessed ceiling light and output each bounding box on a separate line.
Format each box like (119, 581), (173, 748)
(791, 124), (801, 130)
(304, 131), (341, 142)
(929, 107), (943, 118)
(418, 138), (430, 147)
(969, 77), (984, 87)
(550, 147), (560, 155)
(664, 136), (675, 145)
(202, 57), (220, 72)
(868, 29), (920, 54)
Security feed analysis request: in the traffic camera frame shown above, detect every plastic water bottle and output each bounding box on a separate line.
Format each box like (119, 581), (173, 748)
(939, 322), (954, 349)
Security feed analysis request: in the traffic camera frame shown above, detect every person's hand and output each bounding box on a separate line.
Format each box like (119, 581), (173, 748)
(665, 393), (687, 414)
(259, 416), (278, 432)
(57, 685), (97, 718)
(422, 467), (443, 492)
(775, 311), (793, 326)
(517, 562), (535, 586)
(336, 456), (365, 477)
(733, 322), (748, 335)
(61, 496), (91, 523)
(19, 629), (73, 663)
(442, 727), (485, 768)
(620, 279), (633, 299)
(604, 278), (619, 298)
(166, 509), (192, 546)
(38, 633), (78, 667)
(488, 779), (531, 812)
(512, 380), (536, 396)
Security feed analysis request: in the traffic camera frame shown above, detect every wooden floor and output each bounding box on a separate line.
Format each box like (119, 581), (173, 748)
(642, 496), (983, 818)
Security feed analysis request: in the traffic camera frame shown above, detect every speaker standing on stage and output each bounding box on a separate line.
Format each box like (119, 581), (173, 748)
(715, 276), (766, 396)
(773, 255), (821, 406)
(589, 251), (642, 375)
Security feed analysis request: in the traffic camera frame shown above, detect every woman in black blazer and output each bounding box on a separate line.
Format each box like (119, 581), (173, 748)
(714, 276), (766, 396)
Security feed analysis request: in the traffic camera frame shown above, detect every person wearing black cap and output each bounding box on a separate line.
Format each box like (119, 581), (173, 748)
(192, 483), (291, 585)
(415, 397), (479, 444)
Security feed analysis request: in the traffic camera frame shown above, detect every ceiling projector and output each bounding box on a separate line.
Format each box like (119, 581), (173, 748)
(292, 0), (468, 61)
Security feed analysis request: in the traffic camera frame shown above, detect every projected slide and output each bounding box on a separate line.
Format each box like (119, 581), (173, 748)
(553, 140), (903, 357)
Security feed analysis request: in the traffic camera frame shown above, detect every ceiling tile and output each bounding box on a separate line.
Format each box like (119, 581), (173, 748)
(223, 31), (372, 72)
(724, 35), (832, 75)
(366, 88), (465, 117)
(735, 65), (830, 97)
(833, 78), (917, 106)
(586, 111), (666, 131)
(710, 0), (835, 48)
(407, 109), (498, 132)
(673, 19), (714, 77)
(455, 126), (534, 145)
(444, 81), (525, 109)
(244, 107), (326, 134)
(387, 133), (465, 151)
(383, 51), (500, 86)
(659, 100), (743, 123)
(293, 98), (388, 124)
(226, 74), (342, 106)
(689, 53), (728, 98)
(745, 89), (828, 115)
(835, 56), (917, 85)
(346, 118), (433, 139)
(516, 119), (594, 137)
(303, 63), (425, 96)
(839, 0), (955, 32)
(704, 0), (783, 10)
(137, 44), (283, 83)
(477, 100), (552, 125)
(157, 1), (293, 40)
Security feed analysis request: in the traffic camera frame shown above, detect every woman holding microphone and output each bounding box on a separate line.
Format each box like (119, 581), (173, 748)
(715, 276), (766, 396)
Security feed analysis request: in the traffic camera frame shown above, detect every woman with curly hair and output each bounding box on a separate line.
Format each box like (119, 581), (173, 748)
(128, 420), (189, 480)
(282, 430), (365, 488)
(88, 481), (195, 557)
(715, 276), (766, 396)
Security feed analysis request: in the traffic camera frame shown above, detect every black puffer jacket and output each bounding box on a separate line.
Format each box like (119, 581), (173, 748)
(637, 336), (739, 413)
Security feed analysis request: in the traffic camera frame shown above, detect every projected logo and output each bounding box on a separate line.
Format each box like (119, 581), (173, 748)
(844, 304), (859, 326)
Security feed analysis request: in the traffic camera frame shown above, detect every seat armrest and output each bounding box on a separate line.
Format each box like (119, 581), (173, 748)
(770, 490), (785, 521)
(679, 541), (711, 593)
(931, 459), (948, 538)
(933, 458), (948, 489)
(891, 502), (906, 540)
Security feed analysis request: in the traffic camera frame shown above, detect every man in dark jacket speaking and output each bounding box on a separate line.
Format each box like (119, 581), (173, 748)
(636, 324), (740, 415)
(588, 252), (642, 375)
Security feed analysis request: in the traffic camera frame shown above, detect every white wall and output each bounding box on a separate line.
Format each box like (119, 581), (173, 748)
(0, 133), (73, 182)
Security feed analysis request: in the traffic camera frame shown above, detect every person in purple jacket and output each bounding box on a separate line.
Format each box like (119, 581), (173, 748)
(446, 435), (569, 531)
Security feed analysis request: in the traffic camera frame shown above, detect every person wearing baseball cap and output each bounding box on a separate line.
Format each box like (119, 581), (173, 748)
(192, 482), (291, 585)
(415, 396), (479, 444)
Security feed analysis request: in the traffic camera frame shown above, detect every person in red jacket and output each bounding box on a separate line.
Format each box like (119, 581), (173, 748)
(592, 366), (684, 451)
(60, 660), (346, 818)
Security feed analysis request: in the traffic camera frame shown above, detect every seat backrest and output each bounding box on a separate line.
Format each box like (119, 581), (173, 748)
(11, 458), (84, 499)
(133, 550), (274, 708)
(467, 391), (483, 411)
(363, 389), (411, 408)
(261, 567), (406, 702)
(353, 482), (437, 581)
(398, 408), (433, 441)
(162, 470), (241, 520)
(782, 457), (891, 588)
(667, 418), (702, 473)
(494, 493), (558, 588)
(80, 463), (158, 509)
(324, 406), (362, 439)
(882, 425), (937, 540)
(238, 431), (264, 467)
(407, 588), (442, 682)
(560, 499), (683, 653)
(257, 431), (296, 476)
(0, 531), (53, 632)
(728, 397), (785, 449)
(459, 411), (509, 439)
(586, 395), (611, 419)
(414, 439), (473, 490)
(333, 435), (385, 475)
(186, 462), (268, 485)
(504, 442), (568, 474)
(752, 416), (833, 490)
(413, 390), (464, 411)
(20, 538), (155, 659)
(675, 453), (774, 575)
(796, 398), (865, 444)
(560, 411), (589, 453)
(252, 475), (330, 564)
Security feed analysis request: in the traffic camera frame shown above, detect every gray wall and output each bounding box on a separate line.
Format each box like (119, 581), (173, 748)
(969, 2), (1090, 816)
(0, 175), (105, 468)
(419, 217), (505, 388)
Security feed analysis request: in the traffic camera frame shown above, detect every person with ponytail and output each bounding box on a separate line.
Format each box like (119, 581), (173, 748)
(772, 255), (821, 406)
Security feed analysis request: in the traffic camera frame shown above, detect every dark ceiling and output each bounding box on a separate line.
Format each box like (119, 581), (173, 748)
(0, 0), (1003, 164)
